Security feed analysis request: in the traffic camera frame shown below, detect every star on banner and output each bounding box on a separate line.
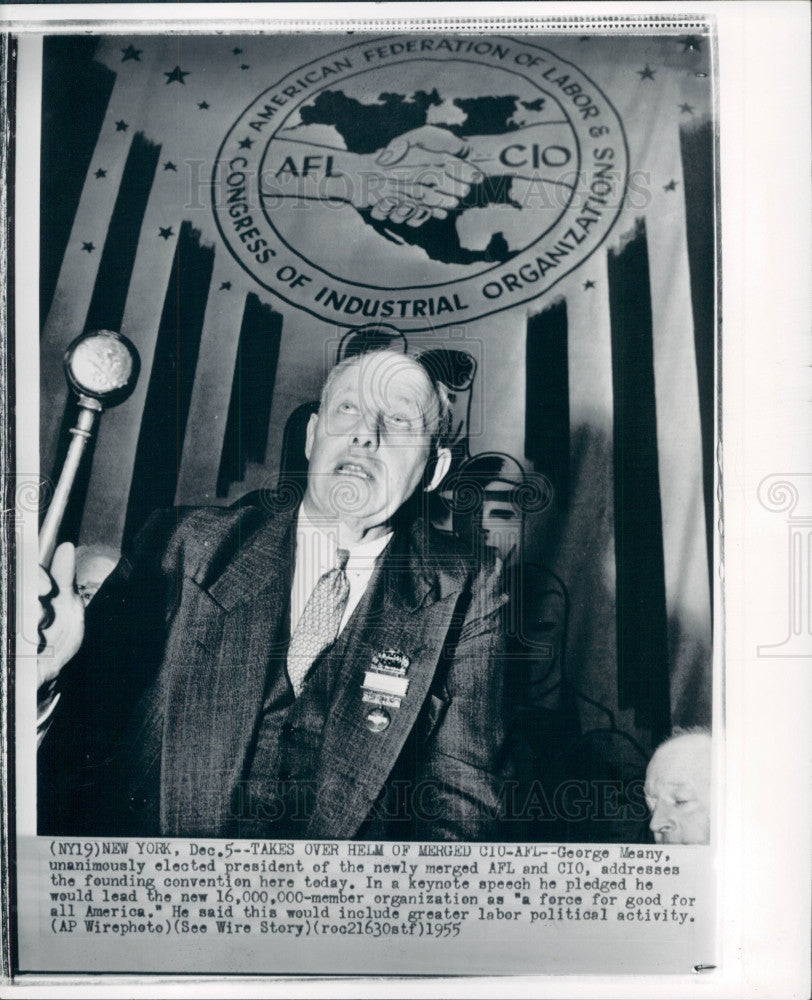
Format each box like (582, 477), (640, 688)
(583, 279), (596, 290)
(121, 45), (142, 62)
(679, 103), (695, 114)
(240, 64), (250, 71)
(680, 36), (703, 53)
(158, 226), (174, 240)
(81, 241), (95, 253)
(232, 47), (242, 55)
(94, 168), (107, 179)
(163, 161), (177, 171)
(637, 65), (656, 81)
(164, 65), (189, 85)
(220, 281), (232, 291)
(664, 179), (678, 192)
(238, 137), (254, 149)
(198, 101), (210, 110)
(115, 120), (129, 132)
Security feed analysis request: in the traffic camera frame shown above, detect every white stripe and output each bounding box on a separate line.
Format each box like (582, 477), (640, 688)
(40, 46), (165, 479)
(175, 267), (249, 504)
(645, 121), (712, 640)
(362, 672), (409, 699)
(79, 171), (180, 547)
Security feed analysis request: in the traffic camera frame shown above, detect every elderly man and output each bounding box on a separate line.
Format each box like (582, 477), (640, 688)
(644, 729), (712, 845)
(37, 350), (511, 840)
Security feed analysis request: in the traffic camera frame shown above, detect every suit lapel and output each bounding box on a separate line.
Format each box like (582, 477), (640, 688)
(307, 525), (465, 839)
(161, 507), (295, 836)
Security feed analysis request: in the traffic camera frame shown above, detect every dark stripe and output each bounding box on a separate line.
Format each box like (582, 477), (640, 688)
(607, 219), (670, 740)
(40, 37), (115, 329)
(83, 131), (160, 334)
(40, 40), (119, 539)
(680, 120), (716, 596)
(278, 401), (318, 497)
(525, 298), (570, 501)
(217, 294), (283, 498)
(123, 222), (214, 546)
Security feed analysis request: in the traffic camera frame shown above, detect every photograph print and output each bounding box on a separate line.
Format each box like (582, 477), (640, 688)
(34, 28), (716, 846)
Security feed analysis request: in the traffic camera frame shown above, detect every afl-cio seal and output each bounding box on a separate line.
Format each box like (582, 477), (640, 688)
(213, 35), (629, 329)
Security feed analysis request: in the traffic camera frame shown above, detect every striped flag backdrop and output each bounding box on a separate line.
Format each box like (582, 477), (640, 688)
(40, 30), (714, 761)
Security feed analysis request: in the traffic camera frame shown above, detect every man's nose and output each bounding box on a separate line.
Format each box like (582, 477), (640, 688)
(351, 411), (380, 449)
(649, 801), (675, 835)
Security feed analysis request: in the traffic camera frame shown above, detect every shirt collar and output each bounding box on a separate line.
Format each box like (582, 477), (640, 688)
(296, 503), (393, 563)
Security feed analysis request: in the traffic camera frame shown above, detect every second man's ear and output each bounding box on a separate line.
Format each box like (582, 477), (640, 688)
(424, 447), (452, 493)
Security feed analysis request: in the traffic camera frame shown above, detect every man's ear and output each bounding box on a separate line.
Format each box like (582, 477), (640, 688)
(304, 412), (318, 461)
(424, 447), (452, 493)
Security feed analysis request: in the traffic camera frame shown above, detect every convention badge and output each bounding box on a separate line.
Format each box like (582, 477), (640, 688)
(361, 648), (411, 724)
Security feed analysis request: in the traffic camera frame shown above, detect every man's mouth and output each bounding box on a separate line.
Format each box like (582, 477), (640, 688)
(335, 462), (374, 480)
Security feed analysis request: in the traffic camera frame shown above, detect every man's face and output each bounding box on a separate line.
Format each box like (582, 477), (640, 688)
(75, 552), (118, 606)
(480, 482), (522, 562)
(304, 352), (447, 538)
(645, 734), (711, 844)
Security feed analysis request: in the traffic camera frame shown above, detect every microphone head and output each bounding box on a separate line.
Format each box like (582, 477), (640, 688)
(63, 330), (140, 407)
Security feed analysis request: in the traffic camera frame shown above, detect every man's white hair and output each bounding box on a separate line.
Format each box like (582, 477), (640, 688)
(318, 350), (452, 451)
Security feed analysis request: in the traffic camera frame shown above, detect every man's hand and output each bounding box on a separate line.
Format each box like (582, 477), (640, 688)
(369, 125), (483, 226)
(264, 125), (484, 228)
(38, 542), (84, 690)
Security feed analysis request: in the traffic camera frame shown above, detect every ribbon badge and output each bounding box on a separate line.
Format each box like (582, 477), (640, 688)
(361, 649), (411, 731)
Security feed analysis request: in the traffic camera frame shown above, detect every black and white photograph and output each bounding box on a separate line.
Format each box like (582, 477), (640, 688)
(3, 2), (810, 993)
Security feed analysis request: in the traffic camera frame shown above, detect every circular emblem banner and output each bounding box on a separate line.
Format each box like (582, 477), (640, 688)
(213, 35), (629, 328)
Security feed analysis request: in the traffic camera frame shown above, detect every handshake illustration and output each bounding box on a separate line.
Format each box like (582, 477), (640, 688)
(265, 124), (487, 228)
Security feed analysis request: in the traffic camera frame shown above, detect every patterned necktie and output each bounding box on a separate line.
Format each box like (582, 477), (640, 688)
(286, 548), (350, 696)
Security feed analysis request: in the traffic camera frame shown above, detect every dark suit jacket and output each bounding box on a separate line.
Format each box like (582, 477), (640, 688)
(39, 497), (512, 840)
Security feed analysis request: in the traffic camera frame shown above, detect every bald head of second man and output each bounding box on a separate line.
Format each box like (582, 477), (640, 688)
(645, 730), (712, 845)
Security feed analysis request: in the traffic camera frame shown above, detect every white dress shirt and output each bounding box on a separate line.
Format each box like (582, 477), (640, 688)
(290, 503), (393, 636)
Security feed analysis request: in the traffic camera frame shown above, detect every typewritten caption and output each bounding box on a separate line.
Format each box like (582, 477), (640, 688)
(45, 839), (698, 940)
